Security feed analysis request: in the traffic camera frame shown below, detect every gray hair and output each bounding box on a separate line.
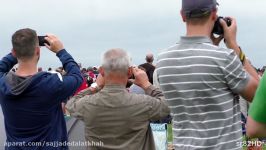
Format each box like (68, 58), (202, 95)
(101, 48), (131, 75)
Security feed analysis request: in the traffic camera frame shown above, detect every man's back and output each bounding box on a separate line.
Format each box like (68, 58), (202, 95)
(0, 71), (67, 149)
(67, 83), (170, 150)
(81, 85), (155, 150)
(156, 36), (249, 150)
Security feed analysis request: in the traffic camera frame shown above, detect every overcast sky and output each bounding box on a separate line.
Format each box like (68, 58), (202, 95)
(0, 0), (265, 69)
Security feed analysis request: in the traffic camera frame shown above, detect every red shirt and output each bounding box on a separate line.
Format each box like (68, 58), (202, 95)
(74, 78), (88, 95)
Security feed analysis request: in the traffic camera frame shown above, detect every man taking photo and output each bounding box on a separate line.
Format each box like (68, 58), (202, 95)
(66, 48), (170, 150)
(0, 28), (83, 149)
(156, 0), (259, 149)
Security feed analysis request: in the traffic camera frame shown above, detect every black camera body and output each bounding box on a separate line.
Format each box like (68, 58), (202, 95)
(38, 36), (49, 46)
(212, 17), (231, 35)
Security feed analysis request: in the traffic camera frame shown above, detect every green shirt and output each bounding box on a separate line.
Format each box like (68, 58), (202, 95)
(249, 73), (266, 123)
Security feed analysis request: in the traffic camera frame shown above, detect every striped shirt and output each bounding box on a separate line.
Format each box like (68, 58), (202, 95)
(156, 36), (250, 150)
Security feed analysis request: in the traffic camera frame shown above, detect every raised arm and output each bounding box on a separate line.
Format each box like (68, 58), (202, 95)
(45, 34), (83, 101)
(220, 17), (259, 102)
(133, 68), (170, 121)
(0, 53), (17, 78)
(66, 74), (105, 120)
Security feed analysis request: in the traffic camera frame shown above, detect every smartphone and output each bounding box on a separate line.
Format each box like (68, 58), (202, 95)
(38, 36), (49, 46)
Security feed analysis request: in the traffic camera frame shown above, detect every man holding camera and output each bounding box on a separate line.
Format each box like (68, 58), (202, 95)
(0, 28), (83, 149)
(156, 0), (259, 149)
(66, 48), (170, 150)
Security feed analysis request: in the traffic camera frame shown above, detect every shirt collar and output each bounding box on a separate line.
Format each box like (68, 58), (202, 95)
(179, 36), (213, 44)
(102, 84), (127, 92)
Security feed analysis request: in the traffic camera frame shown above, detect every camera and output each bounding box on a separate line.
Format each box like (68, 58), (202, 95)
(38, 36), (49, 46)
(212, 16), (231, 35)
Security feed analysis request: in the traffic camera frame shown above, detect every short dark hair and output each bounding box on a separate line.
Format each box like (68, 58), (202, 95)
(186, 13), (211, 25)
(146, 55), (154, 63)
(12, 28), (38, 59)
(183, 6), (217, 26)
(182, 0), (217, 19)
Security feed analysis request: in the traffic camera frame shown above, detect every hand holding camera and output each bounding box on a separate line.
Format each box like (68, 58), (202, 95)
(211, 16), (230, 46)
(38, 34), (64, 54)
(212, 16), (238, 50)
(132, 67), (151, 90)
(212, 17), (231, 35)
(95, 74), (105, 89)
(220, 17), (239, 50)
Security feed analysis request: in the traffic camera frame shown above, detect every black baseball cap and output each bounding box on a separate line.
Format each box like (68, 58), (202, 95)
(182, 0), (218, 18)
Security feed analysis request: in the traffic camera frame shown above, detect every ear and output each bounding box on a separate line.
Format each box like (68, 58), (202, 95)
(11, 49), (17, 58)
(36, 47), (40, 56)
(128, 67), (133, 78)
(180, 10), (186, 22)
(211, 9), (218, 21)
(99, 67), (105, 77)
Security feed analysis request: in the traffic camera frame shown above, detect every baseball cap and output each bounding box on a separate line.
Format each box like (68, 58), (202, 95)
(182, 0), (218, 18)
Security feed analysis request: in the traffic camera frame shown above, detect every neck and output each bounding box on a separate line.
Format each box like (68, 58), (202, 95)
(186, 23), (212, 37)
(104, 73), (128, 86)
(16, 60), (38, 77)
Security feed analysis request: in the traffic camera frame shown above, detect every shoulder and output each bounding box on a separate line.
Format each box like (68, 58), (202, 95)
(196, 43), (234, 57)
(158, 44), (179, 57)
(259, 73), (266, 86)
(158, 43), (230, 58)
(128, 92), (156, 105)
(129, 85), (145, 94)
(46, 71), (63, 81)
(32, 71), (64, 84)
